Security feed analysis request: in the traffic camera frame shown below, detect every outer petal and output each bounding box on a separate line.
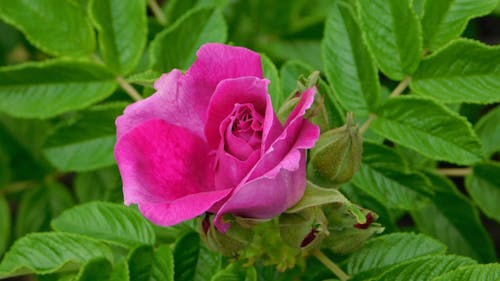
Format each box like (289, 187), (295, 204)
(115, 119), (228, 225)
(204, 77), (270, 148)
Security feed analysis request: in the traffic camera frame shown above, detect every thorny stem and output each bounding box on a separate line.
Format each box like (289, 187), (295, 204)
(359, 76), (412, 134)
(437, 168), (473, 177)
(148, 0), (167, 26)
(117, 76), (143, 101)
(312, 249), (350, 281)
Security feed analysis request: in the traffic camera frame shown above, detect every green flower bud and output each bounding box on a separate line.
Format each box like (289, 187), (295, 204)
(322, 204), (384, 254)
(308, 113), (362, 187)
(279, 207), (329, 251)
(198, 214), (253, 256)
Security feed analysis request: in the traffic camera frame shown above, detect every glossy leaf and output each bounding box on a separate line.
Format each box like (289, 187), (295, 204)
(75, 258), (113, 281)
(346, 233), (446, 276)
(43, 103), (127, 172)
(151, 245), (174, 281)
(150, 7), (227, 72)
(433, 264), (500, 281)
(0, 232), (112, 278)
(0, 60), (117, 119)
(109, 260), (129, 281)
(372, 255), (476, 281)
(351, 142), (432, 210)
(412, 173), (496, 263)
(322, 2), (379, 115)
(211, 262), (257, 281)
(475, 106), (500, 156)
(89, 0), (147, 74)
(0, 0), (95, 57)
(371, 96), (483, 165)
(466, 163), (500, 223)
(51, 202), (155, 248)
(358, 0), (422, 80)
(0, 196), (9, 257)
(261, 54), (283, 111)
(74, 167), (122, 203)
(421, 0), (498, 50)
(128, 245), (154, 281)
(411, 39), (500, 104)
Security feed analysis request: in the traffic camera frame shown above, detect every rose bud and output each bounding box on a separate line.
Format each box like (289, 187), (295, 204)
(322, 203), (384, 254)
(279, 207), (329, 251)
(308, 112), (362, 187)
(198, 214), (253, 257)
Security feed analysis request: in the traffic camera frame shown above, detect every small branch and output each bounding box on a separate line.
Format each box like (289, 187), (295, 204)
(359, 76), (412, 134)
(148, 0), (167, 26)
(117, 76), (143, 101)
(437, 168), (472, 177)
(312, 249), (350, 281)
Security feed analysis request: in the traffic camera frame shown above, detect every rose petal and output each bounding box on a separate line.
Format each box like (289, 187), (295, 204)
(115, 119), (218, 206)
(214, 149), (260, 191)
(205, 77), (270, 148)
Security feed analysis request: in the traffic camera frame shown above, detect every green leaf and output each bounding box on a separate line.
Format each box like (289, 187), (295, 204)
(174, 232), (222, 281)
(0, 232), (112, 278)
(151, 245), (174, 281)
(346, 233), (446, 277)
(163, 0), (227, 25)
(466, 162), (500, 223)
(74, 167), (122, 203)
(51, 202), (155, 248)
(261, 39), (323, 71)
(0, 0), (95, 57)
(211, 262), (257, 281)
(128, 245), (154, 281)
(411, 173), (496, 263)
(351, 142), (432, 210)
(411, 39), (500, 104)
(109, 260), (129, 281)
(371, 96), (483, 165)
(15, 183), (74, 239)
(0, 60), (118, 119)
(286, 181), (349, 213)
(89, 0), (147, 75)
(43, 102), (127, 172)
(433, 264), (500, 281)
(372, 255), (476, 281)
(358, 0), (422, 80)
(261, 54), (283, 111)
(322, 3), (379, 116)
(0, 196), (10, 257)
(421, 0), (498, 50)
(475, 106), (500, 156)
(127, 70), (162, 88)
(150, 7), (227, 72)
(75, 258), (112, 281)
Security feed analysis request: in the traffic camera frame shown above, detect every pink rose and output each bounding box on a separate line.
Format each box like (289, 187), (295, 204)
(114, 43), (319, 231)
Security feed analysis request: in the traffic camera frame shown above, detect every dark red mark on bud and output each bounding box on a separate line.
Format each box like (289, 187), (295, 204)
(301, 228), (319, 247)
(202, 214), (211, 234)
(354, 212), (374, 229)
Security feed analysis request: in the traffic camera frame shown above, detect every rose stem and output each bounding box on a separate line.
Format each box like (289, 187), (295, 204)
(116, 76), (143, 101)
(359, 76), (411, 134)
(312, 249), (350, 281)
(437, 168), (473, 177)
(148, 0), (167, 26)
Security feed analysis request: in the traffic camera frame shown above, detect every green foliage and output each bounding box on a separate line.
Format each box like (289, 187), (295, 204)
(0, 0), (498, 280)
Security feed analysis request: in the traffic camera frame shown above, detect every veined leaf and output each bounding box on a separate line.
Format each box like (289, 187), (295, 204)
(475, 106), (500, 156)
(74, 167), (122, 203)
(211, 262), (257, 281)
(433, 264), (500, 281)
(128, 245), (154, 281)
(75, 258), (113, 281)
(411, 39), (500, 104)
(0, 196), (9, 257)
(43, 103), (127, 172)
(412, 173), (496, 263)
(89, 0), (147, 75)
(51, 202), (155, 248)
(358, 0), (422, 80)
(351, 142), (432, 210)
(0, 232), (112, 278)
(421, 0), (498, 50)
(466, 162), (500, 223)
(0, 0), (95, 57)
(150, 7), (227, 72)
(151, 245), (174, 281)
(322, 2), (379, 116)
(373, 255), (475, 281)
(0, 60), (117, 119)
(109, 260), (129, 281)
(346, 233), (446, 277)
(371, 96), (483, 165)
(261, 54), (283, 111)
